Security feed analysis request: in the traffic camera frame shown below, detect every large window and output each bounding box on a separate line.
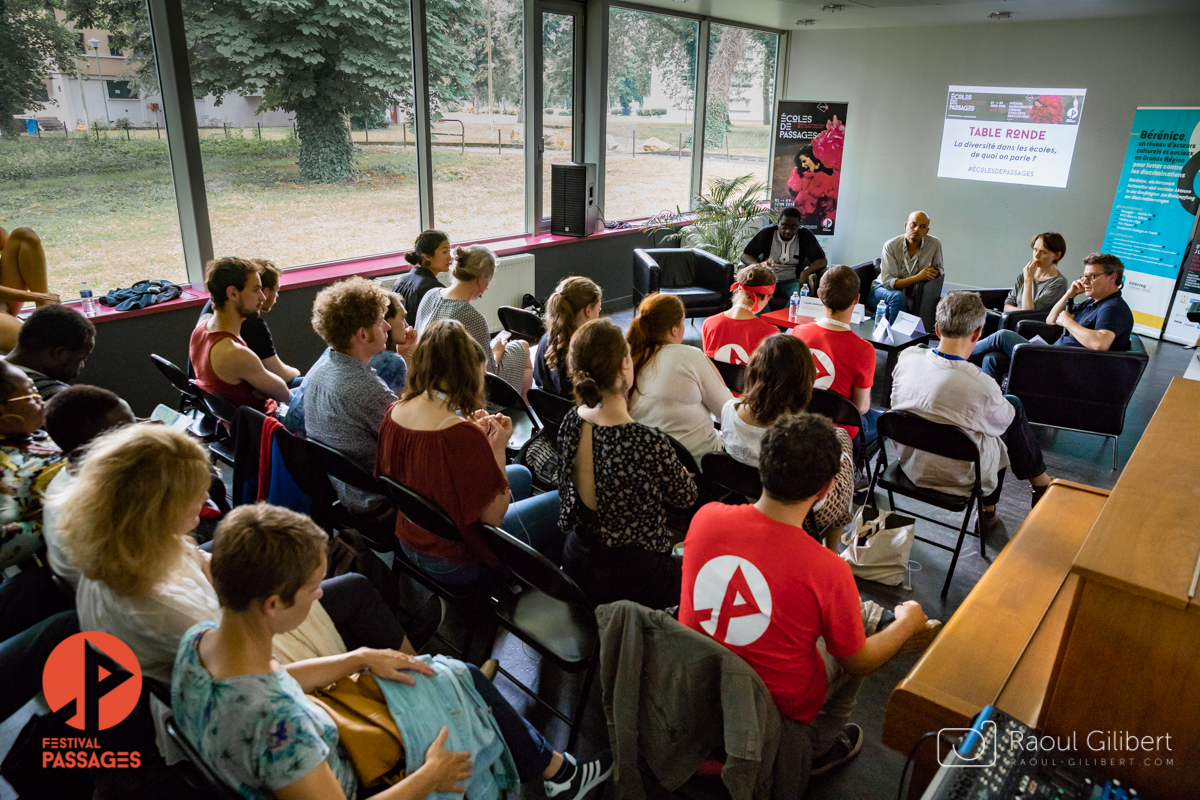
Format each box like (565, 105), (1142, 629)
(427, 0), (526, 242)
(542, 10), (576, 219)
(605, 7), (699, 221)
(183, 0), (420, 269)
(0, 14), (186, 298)
(700, 25), (777, 194)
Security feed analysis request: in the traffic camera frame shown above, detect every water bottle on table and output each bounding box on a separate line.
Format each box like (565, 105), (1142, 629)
(788, 291), (800, 322)
(79, 282), (97, 317)
(873, 302), (886, 333)
(800, 283), (810, 299)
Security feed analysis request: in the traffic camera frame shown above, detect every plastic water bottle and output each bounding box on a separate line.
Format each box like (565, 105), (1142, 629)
(79, 282), (97, 317)
(874, 302), (886, 332)
(800, 283), (810, 299)
(788, 291), (800, 322)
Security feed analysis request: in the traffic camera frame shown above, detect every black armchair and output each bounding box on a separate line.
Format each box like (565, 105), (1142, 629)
(633, 248), (734, 319)
(852, 260), (880, 308)
(1005, 320), (1148, 469)
(982, 307), (1047, 338)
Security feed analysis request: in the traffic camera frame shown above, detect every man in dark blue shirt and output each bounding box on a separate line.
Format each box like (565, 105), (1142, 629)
(970, 253), (1134, 381)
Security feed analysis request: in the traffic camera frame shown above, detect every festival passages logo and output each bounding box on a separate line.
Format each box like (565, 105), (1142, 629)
(41, 631), (144, 769)
(692, 556), (772, 647)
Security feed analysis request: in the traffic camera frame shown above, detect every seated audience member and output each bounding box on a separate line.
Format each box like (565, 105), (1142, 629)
(868, 210), (943, 324)
(535, 276), (601, 397)
(0, 361), (64, 571)
(4, 304), (95, 401)
(190, 257), (291, 414)
(303, 278), (400, 516)
(720, 335), (854, 546)
(971, 253), (1134, 380)
(393, 229), (452, 319)
(173, 503), (612, 800)
(285, 290), (415, 434)
(681, 414), (930, 779)
(627, 293), (732, 463)
(1004, 233), (1069, 312)
(58, 425), (408, 683)
(792, 264), (878, 441)
(377, 319), (561, 586)
(893, 292), (1053, 529)
(741, 207), (827, 305)
(0, 566), (79, 721)
(416, 245), (532, 397)
(558, 319), (697, 608)
(42, 385), (135, 588)
(701, 264), (777, 365)
(199, 259), (300, 384)
(0, 226), (61, 353)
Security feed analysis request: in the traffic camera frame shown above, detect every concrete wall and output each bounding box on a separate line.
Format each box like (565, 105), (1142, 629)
(785, 12), (1200, 290)
(80, 229), (656, 416)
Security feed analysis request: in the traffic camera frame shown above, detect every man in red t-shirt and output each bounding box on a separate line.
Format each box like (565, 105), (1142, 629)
(791, 265), (878, 441)
(701, 264), (778, 366)
(680, 414), (928, 778)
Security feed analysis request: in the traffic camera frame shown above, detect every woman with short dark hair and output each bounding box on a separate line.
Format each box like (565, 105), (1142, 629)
(1004, 233), (1069, 312)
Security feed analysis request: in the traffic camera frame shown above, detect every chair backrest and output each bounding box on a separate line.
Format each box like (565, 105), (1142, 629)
(708, 356), (746, 394)
(975, 288), (1010, 312)
(849, 260), (880, 307)
(700, 452), (761, 502)
(378, 476), (464, 543)
(485, 373), (541, 448)
(497, 306), (546, 342)
(164, 715), (242, 800)
(877, 411), (981, 467)
(664, 432), (700, 475)
(527, 388), (574, 428)
(150, 354), (194, 395)
(1000, 308), (1046, 332)
(477, 523), (594, 609)
(645, 249), (697, 288)
(1006, 343), (1148, 436)
(807, 388), (863, 430)
(306, 437), (383, 495)
(188, 380), (238, 425)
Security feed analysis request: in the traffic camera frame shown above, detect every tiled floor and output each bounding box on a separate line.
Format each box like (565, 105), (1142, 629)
(3, 314), (1191, 800)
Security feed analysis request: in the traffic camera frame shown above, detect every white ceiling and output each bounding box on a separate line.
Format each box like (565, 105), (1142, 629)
(624, 0), (1200, 34)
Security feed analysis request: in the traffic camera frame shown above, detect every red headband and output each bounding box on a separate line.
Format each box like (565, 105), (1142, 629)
(731, 282), (776, 297)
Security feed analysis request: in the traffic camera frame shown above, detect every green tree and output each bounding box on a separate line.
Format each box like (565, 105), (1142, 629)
(606, 7), (695, 114)
(542, 13), (573, 111)
(0, 0), (78, 137)
(67, 0), (477, 181)
(703, 25), (748, 148)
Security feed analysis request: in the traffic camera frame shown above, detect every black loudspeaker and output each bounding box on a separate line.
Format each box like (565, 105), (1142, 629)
(550, 162), (598, 237)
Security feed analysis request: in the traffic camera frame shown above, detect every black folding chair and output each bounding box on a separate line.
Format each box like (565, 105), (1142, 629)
(867, 411), (1004, 597)
(484, 373), (541, 461)
(497, 306), (546, 343)
(527, 388), (574, 446)
(707, 356), (746, 394)
(188, 380), (239, 466)
(700, 451), (761, 503)
(477, 523), (598, 750)
(377, 476), (495, 661)
(150, 354), (216, 438)
(807, 388), (879, 475)
(305, 438), (396, 552)
(163, 715), (242, 800)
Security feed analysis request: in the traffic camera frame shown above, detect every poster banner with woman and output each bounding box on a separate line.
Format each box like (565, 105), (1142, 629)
(770, 101), (848, 235)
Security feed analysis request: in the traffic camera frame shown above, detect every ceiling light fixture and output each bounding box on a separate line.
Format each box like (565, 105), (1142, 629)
(987, 11), (1012, 19)
(822, 4), (845, 11)
(795, 19), (817, 26)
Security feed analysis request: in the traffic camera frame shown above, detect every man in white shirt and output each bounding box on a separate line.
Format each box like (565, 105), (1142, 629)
(890, 292), (1052, 531)
(869, 211), (944, 325)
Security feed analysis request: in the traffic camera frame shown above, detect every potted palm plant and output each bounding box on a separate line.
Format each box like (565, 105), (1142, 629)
(646, 174), (770, 263)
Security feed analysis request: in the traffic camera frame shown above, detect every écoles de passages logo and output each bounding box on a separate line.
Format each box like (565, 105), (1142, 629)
(40, 631), (144, 769)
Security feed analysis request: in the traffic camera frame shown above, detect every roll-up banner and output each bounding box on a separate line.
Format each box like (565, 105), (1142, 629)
(1100, 107), (1200, 340)
(770, 101), (848, 236)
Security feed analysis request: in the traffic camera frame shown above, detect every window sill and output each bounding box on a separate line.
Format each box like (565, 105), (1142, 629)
(75, 220), (658, 325)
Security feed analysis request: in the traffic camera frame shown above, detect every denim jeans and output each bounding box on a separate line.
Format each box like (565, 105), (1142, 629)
(810, 637), (864, 756)
(468, 665), (556, 780)
(866, 283), (907, 324)
(970, 330), (1029, 381)
(860, 408), (882, 447)
(1001, 395), (1046, 482)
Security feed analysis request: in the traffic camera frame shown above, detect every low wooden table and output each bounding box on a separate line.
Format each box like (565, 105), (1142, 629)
(760, 309), (932, 403)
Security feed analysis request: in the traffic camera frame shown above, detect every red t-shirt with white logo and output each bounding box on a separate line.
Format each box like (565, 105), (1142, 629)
(702, 313), (779, 366)
(679, 503), (866, 723)
(791, 321), (876, 438)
